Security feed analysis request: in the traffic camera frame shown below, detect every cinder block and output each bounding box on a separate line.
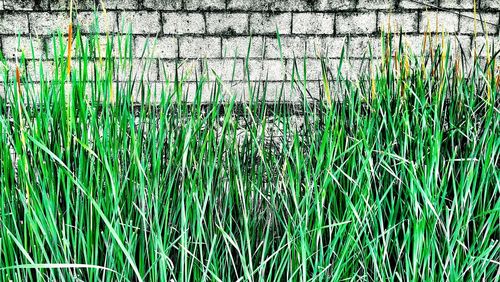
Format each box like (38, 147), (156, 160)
(43, 35), (125, 59)
(392, 34), (471, 56)
(101, 0), (138, 9)
(163, 13), (205, 34)
(292, 13), (334, 34)
(250, 13), (292, 35)
(399, 0), (437, 9)
(0, 13), (30, 34)
(29, 12), (69, 35)
(287, 58), (324, 80)
(183, 81), (249, 103)
(135, 36), (178, 59)
(348, 36), (382, 58)
(378, 12), (418, 33)
(202, 59), (245, 81)
(265, 36), (307, 58)
(206, 13), (249, 35)
(228, 0), (307, 11)
(440, 0), (474, 9)
(253, 81), (294, 102)
(481, 0), (500, 10)
(357, 0), (395, 10)
(119, 11), (161, 34)
(392, 35), (424, 55)
(246, 59), (287, 81)
(131, 82), (170, 104)
(158, 59), (201, 81)
(1, 36), (45, 59)
(459, 12), (499, 34)
(473, 36), (500, 58)
(3, 0), (49, 10)
(336, 13), (377, 34)
(51, 0), (95, 10)
(420, 11), (459, 33)
(185, 0), (226, 10)
(222, 36), (265, 58)
(179, 37), (221, 58)
(335, 58), (368, 80)
(143, 0), (182, 10)
(307, 36), (347, 58)
(316, 0), (355, 10)
(77, 11), (118, 34)
(116, 58), (158, 81)
(28, 60), (59, 81)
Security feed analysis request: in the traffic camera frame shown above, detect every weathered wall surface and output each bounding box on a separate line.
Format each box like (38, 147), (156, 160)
(0, 0), (499, 100)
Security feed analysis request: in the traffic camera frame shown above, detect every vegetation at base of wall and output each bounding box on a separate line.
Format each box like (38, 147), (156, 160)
(0, 17), (499, 281)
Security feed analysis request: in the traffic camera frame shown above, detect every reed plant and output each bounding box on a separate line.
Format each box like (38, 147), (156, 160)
(0, 11), (498, 281)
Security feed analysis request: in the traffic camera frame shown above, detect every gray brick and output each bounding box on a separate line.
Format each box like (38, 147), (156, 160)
(250, 13), (292, 35)
(336, 13), (377, 34)
(206, 13), (249, 35)
(420, 11), (459, 33)
(27, 60), (58, 81)
(185, 0), (225, 10)
(143, 0), (181, 10)
(440, 0), (474, 9)
(336, 59), (367, 80)
(0, 13), (29, 34)
(45, 36), (121, 59)
(265, 36), (306, 58)
(159, 59), (201, 81)
(392, 35), (471, 56)
(3, 0), (49, 10)
(452, 35), (472, 55)
(292, 13), (334, 34)
(130, 82), (166, 104)
(348, 36), (382, 57)
(163, 13), (205, 34)
(227, 0), (307, 11)
(228, 0), (355, 11)
(473, 36), (500, 57)
(30, 12), (69, 35)
(135, 36), (178, 58)
(459, 12), (498, 34)
(179, 37), (221, 58)
(51, 0), (95, 10)
(481, 0), (500, 10)
(203, 59), (245, 81)
(246, 59), (286, 81)
(81, 36), (123, 58)
(316, 0), (355, 10)
(77, 12), (118, 34)
(256, 81), (294, 102)
(119, 11), (161, 34)
(183, 81), (249, 103)
(378, 12), (418, 33)
(399, 0), (436, 9)
(307, 36), (346, 58)
(102, 0), (139, 9)
(287, 58), (323, 80)
(357, 0), (395, 9)
(0, 60), (15, 84)
(1, 36), (44, 59)
(116, 58), (158, 81)
(222, 36), (265, 58)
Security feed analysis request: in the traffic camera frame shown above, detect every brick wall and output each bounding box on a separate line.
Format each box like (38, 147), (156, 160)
(0, 0), (499, 100)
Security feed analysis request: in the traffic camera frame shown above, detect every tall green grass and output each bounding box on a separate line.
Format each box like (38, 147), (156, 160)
(0, 21), (499, 281)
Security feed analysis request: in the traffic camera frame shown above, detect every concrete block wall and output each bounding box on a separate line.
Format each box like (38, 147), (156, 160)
(0, 0), (499, 100)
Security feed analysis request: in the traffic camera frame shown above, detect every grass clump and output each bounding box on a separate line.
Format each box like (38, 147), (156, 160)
(0, 22), (499, 281)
